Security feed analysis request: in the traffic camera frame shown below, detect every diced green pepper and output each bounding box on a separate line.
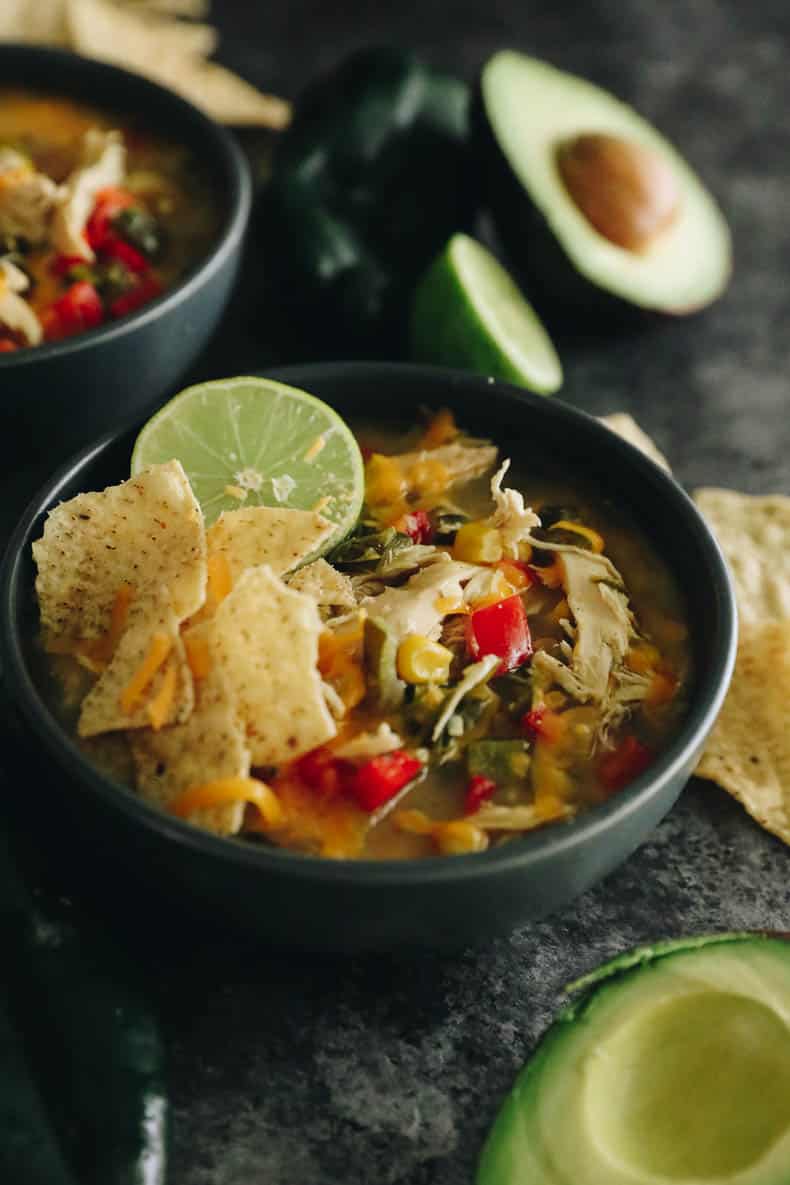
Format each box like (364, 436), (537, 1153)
(467, 739), (531, 785)
(365, 615), (406, 711)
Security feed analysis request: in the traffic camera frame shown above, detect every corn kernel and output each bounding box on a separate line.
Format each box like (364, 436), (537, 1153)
(365, 453), (407, 506)
(552, 520), (605, 553)
(435, 820), (489, 855)
(397, 635), (453, 684)
(626, 642), (661, 674)
(394, 809), (435, 836)
(453, 521), (503, 564)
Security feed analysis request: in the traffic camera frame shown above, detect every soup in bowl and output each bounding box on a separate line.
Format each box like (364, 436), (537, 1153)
(0, 364), (734, 949)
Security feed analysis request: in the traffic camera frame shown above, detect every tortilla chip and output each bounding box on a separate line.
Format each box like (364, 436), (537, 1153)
(206, 506), (333, 584)
(67, 0), (217, 61)
(201, 566), (336, 766)
(67, 0), (290, 128)
(123, 0), (209, 17)
(79, 730), (135, 785)
(599, 413), (671, 473)
(130, 665), (251, 836)
(286, 559), (355, 609)
(33, 460), (206, 646)
(0, 0), (69, 43)
(78, 600), (193, 736)
(696, 622), (790, 844)
(693, 488), (790, 625)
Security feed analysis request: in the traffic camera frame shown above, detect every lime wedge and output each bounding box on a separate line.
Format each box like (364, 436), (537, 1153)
(130, 375), (364, 544)
(409, 232), (563, 394)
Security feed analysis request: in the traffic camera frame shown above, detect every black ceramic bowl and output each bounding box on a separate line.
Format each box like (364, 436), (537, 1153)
(0, 364), (737, 952)
(0, 45), (251, 467)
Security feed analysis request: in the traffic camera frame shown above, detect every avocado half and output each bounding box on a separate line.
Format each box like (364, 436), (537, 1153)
(477, 52), (732, 316)
(477, 933), (790, 1185)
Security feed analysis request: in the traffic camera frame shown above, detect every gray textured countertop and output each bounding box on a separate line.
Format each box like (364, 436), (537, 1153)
(5, 3), (790, 1183)
(160, 3), (789, 1182)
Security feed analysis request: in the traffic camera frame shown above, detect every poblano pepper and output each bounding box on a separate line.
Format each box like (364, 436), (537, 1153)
(264, 47), (475, 353)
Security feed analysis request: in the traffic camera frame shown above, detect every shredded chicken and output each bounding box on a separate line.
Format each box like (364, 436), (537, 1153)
(362, 556), (478, 643)
(484, 460), (542, 558)
(0, 258), (42, 345)
(0, 147), (60, 245)
(395, 440), (498, 488)
(334, 723), (402, 761)
(51, 129), (126, 260)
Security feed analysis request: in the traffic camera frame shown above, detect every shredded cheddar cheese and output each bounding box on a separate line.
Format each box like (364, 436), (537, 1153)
(206, 551), (233, 606)
(303, 434), (326, 462)
(119, 632), (172, 714)
(146, 662), (177, 730)
(170, 777), (284, 828)
(224, 484), (248, 502)
(183, 633), (212, 680)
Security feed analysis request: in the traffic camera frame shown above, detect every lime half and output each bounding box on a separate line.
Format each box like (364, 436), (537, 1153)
(410, 232), (563, 394)
(131, 375), (365, 544)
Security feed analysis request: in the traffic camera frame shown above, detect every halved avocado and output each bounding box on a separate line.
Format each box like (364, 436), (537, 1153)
(477, 933), (790, 1184)
(477, 52), (732, 317)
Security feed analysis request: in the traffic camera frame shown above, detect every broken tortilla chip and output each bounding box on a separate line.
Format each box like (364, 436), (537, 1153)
(130, 663), (251, 836)
(200, 565), (336, 766)
(599, 413), (671, 473)
(693, 487), (790, 625)
(66, 0), (290, 128)
(33, 460), (206, 647)
(696, 621), (790, 845)
(78, 599), (193, 737)
(206, 506), (333, 585)
(286, 558), (355, 610)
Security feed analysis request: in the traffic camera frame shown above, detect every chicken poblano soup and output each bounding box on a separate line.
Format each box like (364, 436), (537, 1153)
(0, 90), (218, 349)
(33, 409), (691, 860)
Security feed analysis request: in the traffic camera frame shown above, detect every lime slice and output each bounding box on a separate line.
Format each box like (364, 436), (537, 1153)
(130, 375), (364, 545)
(409, 232), (563, 394)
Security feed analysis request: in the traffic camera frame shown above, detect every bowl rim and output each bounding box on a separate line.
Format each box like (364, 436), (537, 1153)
(0, 43), (252, 367)
(0, 362), (738, 887)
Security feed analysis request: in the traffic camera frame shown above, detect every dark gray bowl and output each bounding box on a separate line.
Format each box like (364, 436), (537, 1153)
(0, 45), (251, 467)
(0, 364), (737, 952)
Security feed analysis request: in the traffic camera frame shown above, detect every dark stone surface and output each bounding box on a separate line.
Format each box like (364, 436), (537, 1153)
(5, 3), (790, 1183)
(160, 4), (789, 1182)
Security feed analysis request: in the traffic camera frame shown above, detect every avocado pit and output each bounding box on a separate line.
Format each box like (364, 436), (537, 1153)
(556, 132), (680, 252)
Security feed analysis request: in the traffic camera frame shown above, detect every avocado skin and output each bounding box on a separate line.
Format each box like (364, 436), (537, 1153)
(472, 82), (679, 329)
(476, 932), (790, 1185)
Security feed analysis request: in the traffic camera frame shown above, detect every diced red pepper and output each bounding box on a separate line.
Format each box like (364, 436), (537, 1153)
(85, 186), (137, 251)
(393, 509), (433, 545)
(0, 338), (18, 352)
(347, 750), (422, 812)
(101, 237), (149, 273)
(50, 254), (89, 278)
(41, 281), (104, 341)
(466, 594), (532, 673)
(597, 735), (653, 792)
(109, 273), (162, 319)
(464, 774), (496, 815)
(295, 747), (347, 799)
(520, 706), (563, 744)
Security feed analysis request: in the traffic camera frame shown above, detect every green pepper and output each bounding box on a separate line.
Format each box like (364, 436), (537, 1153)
(263, 47), (475, 354)
(0, 828), (168, 1185)
(467, 739), (531, 785)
